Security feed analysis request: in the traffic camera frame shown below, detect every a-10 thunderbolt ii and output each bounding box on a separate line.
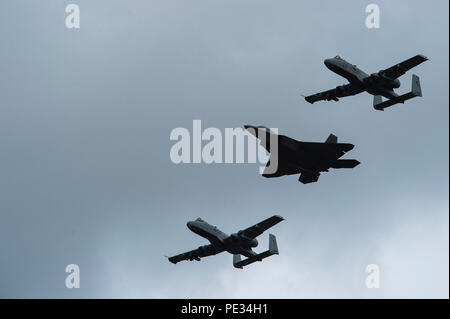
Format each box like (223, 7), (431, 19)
(244, 125), (359, 184)
(168, 215), (284, 269)
(304, 54), (428, 110)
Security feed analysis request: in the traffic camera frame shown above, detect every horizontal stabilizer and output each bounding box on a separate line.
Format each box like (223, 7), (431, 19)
(233, 234), (279, 269)
(374, 74), (423, 111)
(330, 159), (360, 169)
(411, 73), (422, 97)
(373, 95), (383, 107)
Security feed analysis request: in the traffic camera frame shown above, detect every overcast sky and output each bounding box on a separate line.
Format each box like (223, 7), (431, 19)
(0, 0), (448, 298)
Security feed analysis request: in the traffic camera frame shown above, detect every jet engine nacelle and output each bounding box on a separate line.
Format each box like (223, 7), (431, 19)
(250, 238), (258, 248)
(231, 232), (258, 247)
(230, 232), (242, 242)
(364, 73), (380, 85)
(391, 78), (401, 88)
(374, 70), (400, 85)
(371, 73), (401, 88)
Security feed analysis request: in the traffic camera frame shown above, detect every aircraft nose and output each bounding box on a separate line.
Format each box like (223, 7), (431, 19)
(324, 59), (333, 68)
(187, 221), (195, 230)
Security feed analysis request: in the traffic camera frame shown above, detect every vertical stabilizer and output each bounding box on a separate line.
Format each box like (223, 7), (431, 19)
(268, 234), (279, 255)
(325, 134), (337, 144)
(373, 95), (383, 110)
(411, 74), (422, 97)
(233, 255), (243, 269)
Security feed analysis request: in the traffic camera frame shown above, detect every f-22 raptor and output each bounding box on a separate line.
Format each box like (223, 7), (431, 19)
(304, 54), (428, 110)
(245, 125), (360, 184)
(168, 215), (284, 269)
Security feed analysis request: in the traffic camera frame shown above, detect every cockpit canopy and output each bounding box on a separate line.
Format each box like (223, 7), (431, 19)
(334, 55), (341, 59)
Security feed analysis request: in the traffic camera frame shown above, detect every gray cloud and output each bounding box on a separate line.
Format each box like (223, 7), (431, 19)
(0, 0), (448, 298)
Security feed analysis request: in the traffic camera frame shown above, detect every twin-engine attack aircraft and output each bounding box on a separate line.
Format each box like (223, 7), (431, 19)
(304, 54), (428, 110)
(168, 215), (284, 269)
(245, 125), (360, 184)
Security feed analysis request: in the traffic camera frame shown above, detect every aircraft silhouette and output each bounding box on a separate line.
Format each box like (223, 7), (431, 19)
(245, 125), (360, 184)
(304, 54), (428, 110)
(168, 215), (284, 269)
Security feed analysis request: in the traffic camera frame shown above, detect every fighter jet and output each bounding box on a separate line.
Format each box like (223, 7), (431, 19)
(304, 54), (428, 110)
(168, 215), (284, 269)
(244, 125), (360, 184)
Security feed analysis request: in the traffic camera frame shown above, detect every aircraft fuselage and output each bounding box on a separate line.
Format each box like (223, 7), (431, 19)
(265, 132), (354, 174)
(277, 135), (332, 173)
(187, 219), (257, 257)
(324, 56), (401, 99)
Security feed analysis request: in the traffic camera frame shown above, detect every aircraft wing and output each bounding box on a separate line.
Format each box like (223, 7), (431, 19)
(239, 215), (284, 239)
(304, 83), (364, 104)
(298, 141), (355, 160)
(262, 157), (302, 178)
(168, 244), (224, 264)
(380, 54), (428, 79)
